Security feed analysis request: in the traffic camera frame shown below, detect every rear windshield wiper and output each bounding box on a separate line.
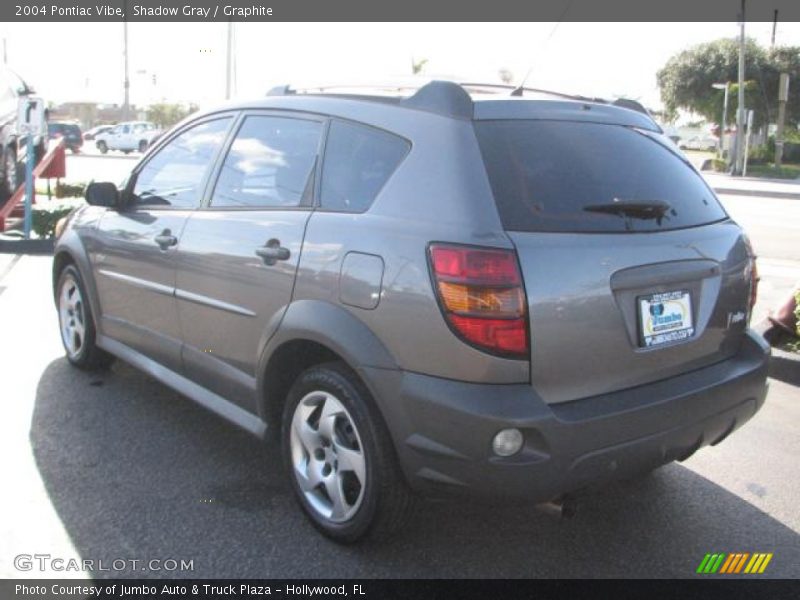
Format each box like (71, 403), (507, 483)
(583, 199), (673, 229)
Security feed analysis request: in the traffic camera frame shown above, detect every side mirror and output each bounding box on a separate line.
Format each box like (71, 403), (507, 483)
(85, 182), (119, 208)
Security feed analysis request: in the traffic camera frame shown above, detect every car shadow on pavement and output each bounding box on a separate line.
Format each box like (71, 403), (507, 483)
(31, 358), (800, 579)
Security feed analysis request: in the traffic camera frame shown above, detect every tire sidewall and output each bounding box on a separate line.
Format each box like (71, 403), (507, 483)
(3, 145), (17, 196)
(281, 365), (381, 542)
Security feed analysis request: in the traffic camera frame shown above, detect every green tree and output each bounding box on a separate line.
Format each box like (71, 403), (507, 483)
(146, 103), (199, 129)
(657, 38), (799, 129)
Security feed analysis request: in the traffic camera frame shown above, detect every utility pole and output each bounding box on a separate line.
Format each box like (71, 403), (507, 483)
(225, 22), (233, 100)
(775, 73), (790, 166)
(732, 0), (746, 176)
(123, 21), (130, 120)
(712, 83), (730, 161)
(771, 10), (778, 47)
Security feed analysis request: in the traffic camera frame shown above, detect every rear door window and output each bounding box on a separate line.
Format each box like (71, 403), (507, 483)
(211, 115), (322, 208)
(474, 120), (727, 233)
(320, 120), (409, 213)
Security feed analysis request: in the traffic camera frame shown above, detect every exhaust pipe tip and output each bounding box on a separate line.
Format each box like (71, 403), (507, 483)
(536, 495), (578, 519)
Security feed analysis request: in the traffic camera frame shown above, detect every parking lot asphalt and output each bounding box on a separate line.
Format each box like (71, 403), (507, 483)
(0, 159), (798, 578)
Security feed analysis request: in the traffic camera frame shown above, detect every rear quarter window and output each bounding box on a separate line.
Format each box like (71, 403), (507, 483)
(474, 120), (727, 233)
(320, 120), (409, 213)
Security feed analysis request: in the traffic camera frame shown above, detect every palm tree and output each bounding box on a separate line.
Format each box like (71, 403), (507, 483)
(411, 58), (428, 75)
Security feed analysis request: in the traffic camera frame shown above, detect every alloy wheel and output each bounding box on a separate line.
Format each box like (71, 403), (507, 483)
(289, 391), (367, 523)
(58, 274), (86, 359)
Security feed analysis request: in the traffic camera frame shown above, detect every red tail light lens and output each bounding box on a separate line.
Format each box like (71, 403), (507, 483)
(429, 244), (528, 357)
(743, 235), (759, 315)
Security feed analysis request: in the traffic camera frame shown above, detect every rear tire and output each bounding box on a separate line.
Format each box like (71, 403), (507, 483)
(56, 265), (114, 370)
(1, 145), (19, 200)
(282, 362), (414, 543)
(138, 140), (148, 153)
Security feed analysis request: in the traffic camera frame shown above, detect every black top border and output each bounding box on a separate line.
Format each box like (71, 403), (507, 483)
(4, 0), (800, 22)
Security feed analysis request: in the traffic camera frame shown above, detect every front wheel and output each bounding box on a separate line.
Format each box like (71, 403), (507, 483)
(282, 362), (414, 543)
(96, 141), (108, 154)
(56, 265), (114, 370)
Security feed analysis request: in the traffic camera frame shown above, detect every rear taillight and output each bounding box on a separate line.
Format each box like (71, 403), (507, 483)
(429, 244), (528, 358)
(743, 235), (759, 317)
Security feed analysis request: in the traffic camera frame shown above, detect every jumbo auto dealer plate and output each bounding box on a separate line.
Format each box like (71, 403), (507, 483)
(638, 290), (694, 348)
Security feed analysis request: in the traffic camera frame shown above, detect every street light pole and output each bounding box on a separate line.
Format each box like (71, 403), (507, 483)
(225, 22), (233, 100)
(712, 82), (729, 160)
(123, 21), (130, 120)
(732, 0), (746, 175)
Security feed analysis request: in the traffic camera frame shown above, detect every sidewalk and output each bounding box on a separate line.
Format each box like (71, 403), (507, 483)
(703, 172), (800, 200)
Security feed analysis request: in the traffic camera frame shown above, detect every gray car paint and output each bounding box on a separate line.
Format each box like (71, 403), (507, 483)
(53, 89), (760, 462)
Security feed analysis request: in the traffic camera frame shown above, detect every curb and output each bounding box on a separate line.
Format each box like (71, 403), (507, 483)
(712, 187), (800, 201)
(0, 238), (55, 255)
(769, 347), (800, 387)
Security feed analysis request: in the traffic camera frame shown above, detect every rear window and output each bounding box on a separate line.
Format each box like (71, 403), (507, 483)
(474, 120), (727, 233)
(320, 120), (409, 213)
(49, 123), (80, 135)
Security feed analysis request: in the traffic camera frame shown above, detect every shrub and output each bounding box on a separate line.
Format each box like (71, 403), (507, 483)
(55, 181), (87, 199)
(747, 144), (770, 165)
(795, 290), (800, 337)
(32, 198), (85, 238)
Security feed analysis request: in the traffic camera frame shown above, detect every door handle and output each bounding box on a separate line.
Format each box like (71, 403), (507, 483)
(154, 230), (178, 250)
(255, 239), (290, 266)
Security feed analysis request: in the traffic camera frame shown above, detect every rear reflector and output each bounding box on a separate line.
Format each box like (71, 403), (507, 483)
(429, 244), (528, 357)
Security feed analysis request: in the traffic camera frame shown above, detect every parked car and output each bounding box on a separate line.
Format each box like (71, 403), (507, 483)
(48, 122), (83, 153)
(83, 124), (113, 141)
(679, 135), (719, 152)
(52, 81), (769, 542)
(94, 121), (160, 154)
(0, 68), (47, 200)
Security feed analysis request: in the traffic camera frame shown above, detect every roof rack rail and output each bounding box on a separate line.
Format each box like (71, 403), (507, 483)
(264, 80), (656, 124)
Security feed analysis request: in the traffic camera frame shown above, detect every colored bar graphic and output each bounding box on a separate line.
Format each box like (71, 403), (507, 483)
(696, 554), (712, 574)
(758, 554), (773, 573)
(745, 554), (760, 573)
(719, 554), (736, 574)
(735, 553), (750, 573)
(698, 552), (772, 574)
(710, 554), (726, 573)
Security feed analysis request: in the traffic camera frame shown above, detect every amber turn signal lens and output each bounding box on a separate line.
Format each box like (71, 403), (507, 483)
(437, 282), (524, 317)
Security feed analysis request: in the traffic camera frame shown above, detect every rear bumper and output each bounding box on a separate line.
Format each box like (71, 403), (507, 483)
(363, 330), (770, 501)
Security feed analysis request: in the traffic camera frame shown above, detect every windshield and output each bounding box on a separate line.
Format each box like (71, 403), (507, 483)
(474, 120), (727, 233)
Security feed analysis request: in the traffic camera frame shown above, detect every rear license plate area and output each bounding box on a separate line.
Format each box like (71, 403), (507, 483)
(638, 290), (694, 348)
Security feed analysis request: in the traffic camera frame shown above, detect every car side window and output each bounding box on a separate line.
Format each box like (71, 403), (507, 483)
(130, 117), (232, 209)
(320, 120), (410, 213)
(211, 115), (322, 209)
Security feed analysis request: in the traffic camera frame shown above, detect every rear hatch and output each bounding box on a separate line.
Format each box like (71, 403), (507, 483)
(474, 117), (755, 404)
